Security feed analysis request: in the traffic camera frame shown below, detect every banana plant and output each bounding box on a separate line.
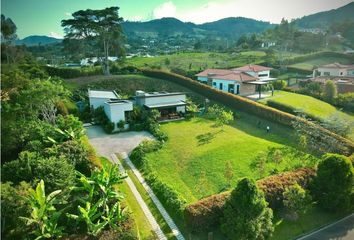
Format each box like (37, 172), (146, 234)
(20, 180), (65, 239)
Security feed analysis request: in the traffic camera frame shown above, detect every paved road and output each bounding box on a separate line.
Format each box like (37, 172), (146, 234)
(297, 213), (354, 240)
(86, 125), (153, 159)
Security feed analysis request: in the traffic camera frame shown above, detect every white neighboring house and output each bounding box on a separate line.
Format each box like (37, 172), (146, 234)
(196, 64), (275, 95)
(313, 63), (354, 77)
(81, 57), (119, 66)
(88, 90), (133, 130)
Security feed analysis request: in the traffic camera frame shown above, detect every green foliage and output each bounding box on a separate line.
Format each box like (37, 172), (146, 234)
(93, 106), (115, 134)
(205, 104), (234, 127)
(221, 178), (274, 240)
(1, 181), (31, 238)
(117, 120), (126, 130)
(272, 80), (287, 90)
(184, 168), (316, 233)
(323, 80), (337, 103)
(21, 180), (66, 239)
(283, 184), (311, 220)
(312, 153), (354, 212)
(336, 92), (354, 113)
(186, 98), (199, 118)
(68, 163), (127, 236)
(2, 151), (76, 193)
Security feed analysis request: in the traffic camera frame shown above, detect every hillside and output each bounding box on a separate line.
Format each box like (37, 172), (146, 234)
(295, 2), (354, 28)
(122, 17), (274, 39)
(15, 35), (62, 46)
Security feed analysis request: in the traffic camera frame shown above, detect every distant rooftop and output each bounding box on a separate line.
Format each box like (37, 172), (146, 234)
(88, 89), (119, 99)
(105, 99), (132, 105)
(232, 64), (272, 72)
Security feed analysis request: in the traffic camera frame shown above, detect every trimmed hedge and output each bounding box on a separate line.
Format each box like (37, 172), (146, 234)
(43, 66), (102, 79)
(142, 69), (354, 155)
(184, 168), (316, 233)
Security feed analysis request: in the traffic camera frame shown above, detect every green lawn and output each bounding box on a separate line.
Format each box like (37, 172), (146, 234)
(259, 91), (354, 140)
(144, 116), (313, 203)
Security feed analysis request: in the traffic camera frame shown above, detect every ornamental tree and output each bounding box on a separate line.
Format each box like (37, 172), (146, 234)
(221, 178), (274, 240)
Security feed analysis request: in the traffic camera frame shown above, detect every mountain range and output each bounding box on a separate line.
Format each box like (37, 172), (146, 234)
(16, 2), (354, 46)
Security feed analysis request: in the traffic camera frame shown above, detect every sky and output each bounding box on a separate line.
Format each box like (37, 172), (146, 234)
(1, 0), (353, 39)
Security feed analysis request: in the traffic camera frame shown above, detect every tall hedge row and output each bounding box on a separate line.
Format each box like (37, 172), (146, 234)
(142, 69), (354, 155)
(43, 66), (102, 79)
(184, 168), (316, 232)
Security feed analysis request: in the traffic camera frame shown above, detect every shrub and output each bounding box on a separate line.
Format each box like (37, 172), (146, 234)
(283, 183), (311, 220)
(117, 120), (126, 131)
(93, 106), (115, 134)
(323, 80), (337, 103)
(311, 153), (354, 212)
(221, 178), (274, 240)
(142, 69), (354, 155)
(1, 181), (31, 239)
(184, 168), (315, 232)
(336, 92), (354, 113)
(272, 80), (287, 90)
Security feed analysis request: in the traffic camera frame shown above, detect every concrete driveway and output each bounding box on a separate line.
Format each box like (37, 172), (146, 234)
(297, 214), (354, 240)
(86, 125), (154, 159)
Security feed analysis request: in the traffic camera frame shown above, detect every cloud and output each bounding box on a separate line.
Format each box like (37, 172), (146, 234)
(65, 12), (71, 16)
(48, 32), (63, 39)
(153, 1), (177, 19)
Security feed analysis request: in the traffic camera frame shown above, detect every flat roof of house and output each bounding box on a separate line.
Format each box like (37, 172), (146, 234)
(144, 101), (186, 109)
(88, 89), (119, 99)
(135, 91), (186, 98)
(244, 81), (271, 85)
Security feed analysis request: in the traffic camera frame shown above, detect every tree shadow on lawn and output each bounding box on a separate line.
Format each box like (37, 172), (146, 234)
(196, 129), (223, 146)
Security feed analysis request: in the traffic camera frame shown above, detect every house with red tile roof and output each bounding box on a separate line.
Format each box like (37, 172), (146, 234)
(196, 64), (275, 95)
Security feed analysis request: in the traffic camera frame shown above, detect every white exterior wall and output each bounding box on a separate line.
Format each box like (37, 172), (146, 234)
(89, 97), (112, 110)
(348, 69), (354, 76)
(176, 105), (186, 113)
(211, 79), (240, 94)
(104, 101), (133, 130)
(197, 76), (208, 82)
(257, 70), (270, 79)
(143, 94), (186, 106)
(318, 67), (347, 77)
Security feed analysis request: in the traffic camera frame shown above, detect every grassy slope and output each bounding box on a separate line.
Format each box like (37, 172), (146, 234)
(145, 116), (303, 203)
(259, 91), (354, 140)
(123, 51), (266, 71)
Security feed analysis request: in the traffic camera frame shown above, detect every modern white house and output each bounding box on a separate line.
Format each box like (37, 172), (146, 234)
(88, 90), (133, 130)
(88, 89), (187, 129)
(196, 64), (275, 95)
(313, 63), (354, 77)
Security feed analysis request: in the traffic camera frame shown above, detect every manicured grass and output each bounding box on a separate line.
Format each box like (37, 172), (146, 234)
(144, 116), (309, 203)
(259, 91), (354, 140)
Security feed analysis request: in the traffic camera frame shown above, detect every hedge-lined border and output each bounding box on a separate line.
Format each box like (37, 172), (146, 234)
(142, 69), (354, 155)
(184, 168), (316, 232)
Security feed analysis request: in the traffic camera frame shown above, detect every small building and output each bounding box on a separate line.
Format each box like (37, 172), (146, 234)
(134, 90), (186, 120)
(88, 90), (120, 109)
(196, 64), (275, 96)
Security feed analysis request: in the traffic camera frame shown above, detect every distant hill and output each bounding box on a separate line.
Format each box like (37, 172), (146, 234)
(16, 35), (62, 46)
(295, 2), (354, 29)
(122, 17), (274, 39)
